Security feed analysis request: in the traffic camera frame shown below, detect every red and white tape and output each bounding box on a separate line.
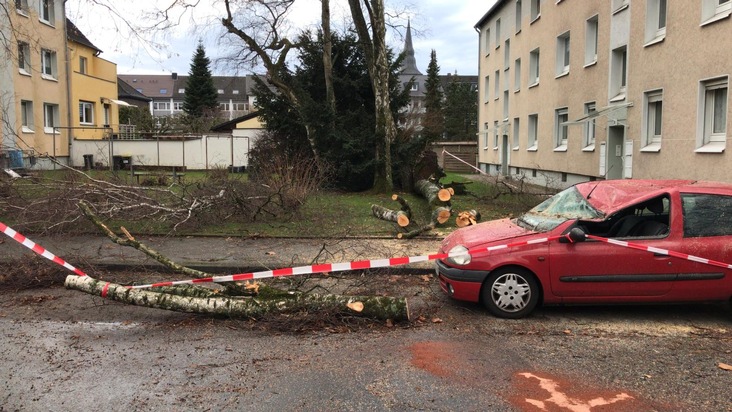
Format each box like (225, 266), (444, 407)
(586, 234), (732, 270)
(129, 235), (567, 289)
(0, 222), (87, 277)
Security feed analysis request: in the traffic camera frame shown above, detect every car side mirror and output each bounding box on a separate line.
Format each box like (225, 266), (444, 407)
(559, 227), (587, 243)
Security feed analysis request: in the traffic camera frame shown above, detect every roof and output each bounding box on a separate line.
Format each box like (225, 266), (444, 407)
(118, 74), (176, 98)
(210, 111), (262, 132)
(399, 20), (422, 75)
(172, 76), (249, 100)
(66, 19), (102, 54)
(118, 74), (251, 100)
(117, 77), (152, 102)
(475, 0), (509, 28)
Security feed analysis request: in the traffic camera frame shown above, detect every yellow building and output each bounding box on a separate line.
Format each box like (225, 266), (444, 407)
(0, 0), (70, 168)
(66, 19), (122, 142)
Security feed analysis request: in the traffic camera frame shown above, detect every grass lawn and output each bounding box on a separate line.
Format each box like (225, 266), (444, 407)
(1, 170), (542, 238)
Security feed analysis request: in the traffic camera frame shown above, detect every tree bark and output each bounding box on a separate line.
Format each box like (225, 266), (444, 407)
(432, 206), (452, 225)
(391, 194), (412, 218)
(371, 204), (410, 227)
(397, 223), (435, 239)
(415, 179), (451, 205)
(65, 275), (410, 321)
(321, 0), (336, 115)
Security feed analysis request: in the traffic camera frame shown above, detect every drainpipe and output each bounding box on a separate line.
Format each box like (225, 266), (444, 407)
(63, 2), (73, 166)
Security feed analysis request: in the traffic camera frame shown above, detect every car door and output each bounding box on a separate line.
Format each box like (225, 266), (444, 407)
(548, 196), (676, 299)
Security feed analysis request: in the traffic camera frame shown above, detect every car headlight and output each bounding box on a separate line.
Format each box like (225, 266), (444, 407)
(446, 245), (471, 266)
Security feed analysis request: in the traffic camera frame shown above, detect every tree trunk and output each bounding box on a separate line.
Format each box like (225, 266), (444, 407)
(432, 207), (452, 225)
(371, 204), (410, 227)
(456, 209), (481, 227)
(391, 194), (412, 218)
(415, 179), (451, 205)
(321, 0), (336, 115)
(65, 275), (410, 321)
(397, 223), (435, 239)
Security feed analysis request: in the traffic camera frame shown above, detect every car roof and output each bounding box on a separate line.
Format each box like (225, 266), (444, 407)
(575, 179), (732, 216)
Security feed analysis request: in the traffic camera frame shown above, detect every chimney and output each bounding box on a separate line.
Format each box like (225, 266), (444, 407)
(172, 72), (178, 80)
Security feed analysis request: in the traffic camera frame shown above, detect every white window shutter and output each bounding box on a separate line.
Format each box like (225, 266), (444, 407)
(599, 143), (607, 176)
(623, 140), (633, 178)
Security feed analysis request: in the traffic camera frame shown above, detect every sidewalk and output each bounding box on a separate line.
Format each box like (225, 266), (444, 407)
(1, 233), (443, 274)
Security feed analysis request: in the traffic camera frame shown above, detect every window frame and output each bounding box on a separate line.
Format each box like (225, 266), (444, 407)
(40, 0), (55, 25)
(556, 31), (571, 77)
(583, 102), (596, 150)
(645, 0), (667, 46)
(512, 117), (520, 150)
(43, 103), (59, 134)
(20, 100), (34, 132)
(18, 41), (31, 75)
(697, 77), (728, 152)
(79, 56), (88, 75)
(41, 49), (57, 80)
(529, 48), (540, 87)
(15, 0), (29, 15)
(530, 0), (541, 22)
(528, 113), (538, 151)
(701, 0), (732, 25)
(79, 101), (94, 125)
(514, 58), (522, 92)
(642, 90), (664, 152)
(585, 16), (598, 67)
(515, 0), (523, 33)
(494, 70), (500, 100)
(493, 121), (500, 150)
(609, 46), (627, 102)
(554, 107), (569, 151)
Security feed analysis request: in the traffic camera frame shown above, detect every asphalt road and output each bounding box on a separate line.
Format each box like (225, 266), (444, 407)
(2, 272), (731, 411)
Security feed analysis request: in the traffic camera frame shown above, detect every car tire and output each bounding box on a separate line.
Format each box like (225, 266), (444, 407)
(481, 267), (539, 319)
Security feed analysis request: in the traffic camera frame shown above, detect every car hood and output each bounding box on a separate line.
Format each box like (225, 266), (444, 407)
(440, 218), (534, 253)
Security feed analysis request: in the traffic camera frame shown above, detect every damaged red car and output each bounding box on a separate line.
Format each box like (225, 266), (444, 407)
(436, 179), (732, 318)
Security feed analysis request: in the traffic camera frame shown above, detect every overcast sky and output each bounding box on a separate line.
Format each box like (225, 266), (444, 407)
(66, 0), (496, 77)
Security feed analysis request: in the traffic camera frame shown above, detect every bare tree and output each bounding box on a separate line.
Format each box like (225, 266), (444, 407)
(347, 0), (396, 193)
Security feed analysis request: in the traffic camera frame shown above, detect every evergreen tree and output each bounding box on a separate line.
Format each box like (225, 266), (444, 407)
(443, 76), (478, 141)
(183, 42), (218, 118)
(422, 49), (444, 143)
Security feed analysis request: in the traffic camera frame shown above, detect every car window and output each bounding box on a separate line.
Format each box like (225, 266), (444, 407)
(579, 195), (670, 238)
(681, 194), (732, 238)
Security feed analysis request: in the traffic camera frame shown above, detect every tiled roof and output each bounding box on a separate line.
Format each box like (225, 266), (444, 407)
(66, 19), (101, 54)
(117, 77), (152, 102)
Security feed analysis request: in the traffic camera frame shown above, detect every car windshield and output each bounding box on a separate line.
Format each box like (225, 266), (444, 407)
(516, 186), (604, 231)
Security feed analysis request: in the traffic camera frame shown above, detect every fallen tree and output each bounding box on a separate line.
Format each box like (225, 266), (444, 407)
(64, 201), (411, 322)
(414, 179), (451, 206)
(371, 204), (410, 227)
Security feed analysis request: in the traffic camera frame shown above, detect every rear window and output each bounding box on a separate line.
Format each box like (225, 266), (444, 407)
(681, 194), (732, 237)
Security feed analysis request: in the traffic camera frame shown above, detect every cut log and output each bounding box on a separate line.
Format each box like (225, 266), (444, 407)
(443, 181), (473, 196)
(414, 179), (451, 205)
(65, 275), (410, 322)
(371, 204), (410, 227)
(456, 209), (482, 228)
(391, 194), (412, 218)
(432, 207), (452, 225)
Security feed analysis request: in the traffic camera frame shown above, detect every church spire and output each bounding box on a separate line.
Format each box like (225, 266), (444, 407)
(400, 19), (422, 75)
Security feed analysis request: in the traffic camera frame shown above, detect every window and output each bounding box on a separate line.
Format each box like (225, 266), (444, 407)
(642, 90), (663, 151)
(103, 104), (110, 126)
(503, 90), (510, 120)
(504, 39), (511, 70)
(515, 0), (522, 32)
(681, 194), (732, 237)
(159, 89), (167, 94)
(493, 121), (499, 149)
(173, 102), (184, 111)
(495, 19), (501, 47)
(514, 58), (522, 91)
(513, 117), (520, 149)
(40, 0), (55, 24)
(528, 114), (538, 150)
(233, 90), (239, 95)
(585, 16), (599, 66)
(554, 108), (569, 150)
(18, 41), (30, 74)
(233, 102), (248, 111)
(20, 100), (34, 132)
(41, 49), (57, 79)
(79, 101), (94, 125)
(153, 102), (170, 111)
(610, 46), (627, 101)
(411, 83), (418, 91)
(530, 0), (540, 21)
(556, 31), (570, 76)
(482, 123), (489, 148)
(217, 89), (224, 94)
(484, 28), (491, 55)
(79, 56), (88, 74)
(43, 103), (59, 134)
(529, 48), (540, 86)
(701, 0), (732, 24)
(645, 0), (667, 45)
(220, 103), (230, 111)
(583, 102), (596, 149)
(178, 88), (185, 93)
(15, 0), (29, 14)
(698, 77), (728, 152)
(483, 75), (490, 102)
(494, 70), (500, 99)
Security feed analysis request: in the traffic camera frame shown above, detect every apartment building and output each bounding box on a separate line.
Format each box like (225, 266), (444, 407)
(67, 19), (122, 141)
(1, 0), (70, 168)
(118, 74), (254, 121)
(476, 0), (731, 187)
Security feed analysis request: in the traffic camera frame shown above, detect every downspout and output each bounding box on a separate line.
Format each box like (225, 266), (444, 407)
(63, 2), (73, 166)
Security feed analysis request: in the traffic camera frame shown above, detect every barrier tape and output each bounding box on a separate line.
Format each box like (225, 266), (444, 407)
(128, 235), (568, 289)
(0, 222), (87, 277)
(2, 220), (730, 292)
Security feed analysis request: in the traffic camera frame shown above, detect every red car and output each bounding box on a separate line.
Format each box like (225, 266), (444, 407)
(436, 179), (732, 318)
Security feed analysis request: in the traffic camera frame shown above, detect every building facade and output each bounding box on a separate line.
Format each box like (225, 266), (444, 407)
(1, 0), (70, 168)
(117, 74), (255, 121)
(476, 0), (731, 187)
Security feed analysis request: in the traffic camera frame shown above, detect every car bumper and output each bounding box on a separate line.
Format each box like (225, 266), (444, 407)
(435, 260), (488, 303)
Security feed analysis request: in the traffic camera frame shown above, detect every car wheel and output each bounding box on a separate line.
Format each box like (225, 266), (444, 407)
(481, 267), (539, 319)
